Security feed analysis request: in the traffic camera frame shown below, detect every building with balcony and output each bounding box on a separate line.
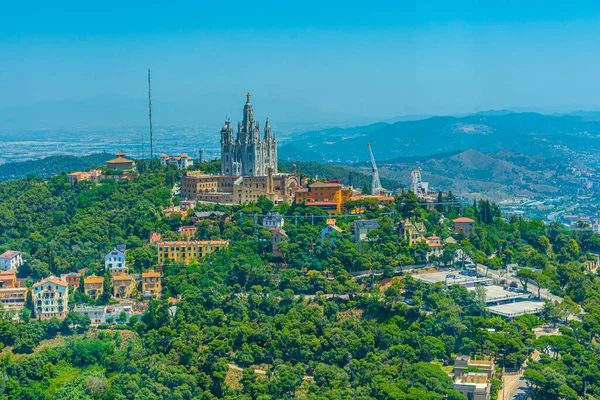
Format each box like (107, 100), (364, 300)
(32, 276), (69, 320)
(112, 274), (135, 298)
(142, 270), (162, 299)
(0, 287), (28, 307)
(73, 306), (106, 325)
(105, 245), (127, 274)
(160, 154), (194, 169)
(84, 275), (104, 300)
(157, 240), (229, 265)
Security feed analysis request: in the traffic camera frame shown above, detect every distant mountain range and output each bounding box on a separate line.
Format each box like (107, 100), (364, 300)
(279, 111), (600, 163)
(365, 148), (573, 200)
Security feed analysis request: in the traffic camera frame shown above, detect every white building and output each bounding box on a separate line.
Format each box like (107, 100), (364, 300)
(263, 212), (285, 229)
(32, 276), (69, 320)
(160, 154), (194, 170)
(105, 245), (127, 274)
(0, 251), (24, 271)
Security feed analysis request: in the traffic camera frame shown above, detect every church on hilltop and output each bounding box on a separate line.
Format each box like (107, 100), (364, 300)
(220, 93), (277, 176)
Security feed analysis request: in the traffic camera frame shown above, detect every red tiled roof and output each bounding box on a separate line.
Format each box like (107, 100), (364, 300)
(453, 217), (475, 223)
(33, 275), (68, 287)
(425, 236), (441, 240)
(158, 240), (230, 245)
(0, 251), (20, 259)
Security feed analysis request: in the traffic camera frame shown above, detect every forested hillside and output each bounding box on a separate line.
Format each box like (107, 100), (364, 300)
(0, 163), (600, 399)
(0, 153), (113, 182)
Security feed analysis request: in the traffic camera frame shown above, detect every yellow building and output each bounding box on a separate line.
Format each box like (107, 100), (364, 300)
(157, 240), (229, 265)
(84, 275), (104, 300)
(142, 270), (162, 298)
(112, 274), (136, 298)
(398, 219), (426, 246)
(295, 182), (352, 214)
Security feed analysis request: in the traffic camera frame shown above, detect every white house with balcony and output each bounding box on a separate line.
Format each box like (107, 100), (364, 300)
(32, 276), (69, 320)
(104, 245), (127, 274)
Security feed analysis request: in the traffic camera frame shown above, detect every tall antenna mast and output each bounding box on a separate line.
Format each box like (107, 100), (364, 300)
(148, 68), (153, 160)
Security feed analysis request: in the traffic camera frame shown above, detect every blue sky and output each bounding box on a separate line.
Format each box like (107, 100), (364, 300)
(2, 1), (600, 125)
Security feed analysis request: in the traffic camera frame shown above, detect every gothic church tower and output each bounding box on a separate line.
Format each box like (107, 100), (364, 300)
(220, 93), (278, 177)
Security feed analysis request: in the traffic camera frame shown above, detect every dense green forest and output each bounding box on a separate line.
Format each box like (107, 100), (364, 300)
(0, 162), (600, 399)
(0, 153), (113, 183)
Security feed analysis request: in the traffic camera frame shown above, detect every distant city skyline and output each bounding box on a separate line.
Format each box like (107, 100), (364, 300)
(2, 1), (600, 128)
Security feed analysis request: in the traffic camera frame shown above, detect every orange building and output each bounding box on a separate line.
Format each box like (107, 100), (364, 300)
(453, 217), (475, 236)
(61, 272), (81, 288)
(295, 182), (352, 214)
(0, 270), (17, 288)
(178, 226), (198, 239)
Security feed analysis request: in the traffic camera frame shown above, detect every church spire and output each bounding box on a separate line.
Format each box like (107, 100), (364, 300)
(264, 117), (272, 140)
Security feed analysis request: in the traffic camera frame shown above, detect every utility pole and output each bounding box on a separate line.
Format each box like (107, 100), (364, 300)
(148, 68), (154, 161)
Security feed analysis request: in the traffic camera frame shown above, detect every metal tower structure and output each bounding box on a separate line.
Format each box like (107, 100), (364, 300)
(148, 68), (154, 160)
(367, 143), (384, 194)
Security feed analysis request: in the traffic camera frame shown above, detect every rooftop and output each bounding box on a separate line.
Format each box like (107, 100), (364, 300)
(323, 225), (343, 233)
(0, 250), (21, 259)
(158, 240), (230, 245)
(309, 182), (342, 188)
(453, 217), (475, 223)
(355, 220), (380, 229)
(84, 275), (104, 284)
(142, 270), (161, 278)
(112, 274), (133, 281)
(33, 275), (68, 287)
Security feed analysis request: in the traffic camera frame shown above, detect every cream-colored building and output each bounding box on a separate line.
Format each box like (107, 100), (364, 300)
(180, 170), (299, 205)
(32, 276), (69, 320)
(0, 287), (28, 308)
(157, 240), (229, 265)
(453, 373), (490, 400)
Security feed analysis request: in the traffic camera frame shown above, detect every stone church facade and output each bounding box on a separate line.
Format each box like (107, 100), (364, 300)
(220, 93), (277, 176)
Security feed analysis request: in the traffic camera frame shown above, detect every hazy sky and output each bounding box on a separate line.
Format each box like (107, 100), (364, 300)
(3, 0), (600, 123)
